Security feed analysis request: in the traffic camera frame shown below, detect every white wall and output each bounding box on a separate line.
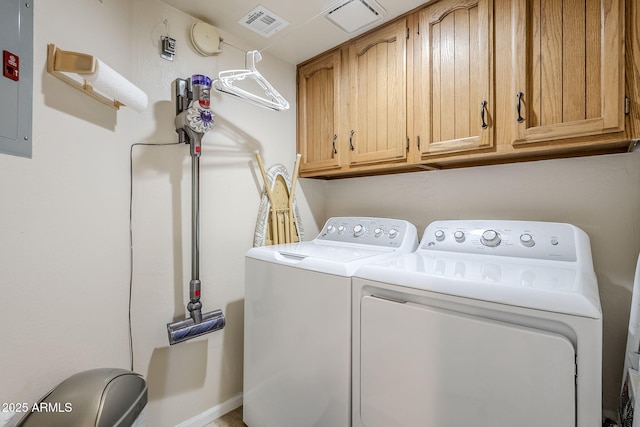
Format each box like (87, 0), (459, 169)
(0, 0), (322, 426)
(0, 0), (135, 417)
(323, 152), (640, 413)
(128, 1), (322, 425)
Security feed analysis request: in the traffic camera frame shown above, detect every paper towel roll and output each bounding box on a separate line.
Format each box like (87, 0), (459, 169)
(83, 59), (148, 112)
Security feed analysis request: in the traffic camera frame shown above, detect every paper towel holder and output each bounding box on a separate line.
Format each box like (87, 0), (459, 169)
(46, 44), (146, 111)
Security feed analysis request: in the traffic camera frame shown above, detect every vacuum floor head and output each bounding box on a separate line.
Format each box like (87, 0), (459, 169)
(167, 309), (225, 345)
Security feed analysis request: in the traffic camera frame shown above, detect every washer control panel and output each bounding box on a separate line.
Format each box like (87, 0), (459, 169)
(421, 220), (578, 262)
(317, 217), (418, 250)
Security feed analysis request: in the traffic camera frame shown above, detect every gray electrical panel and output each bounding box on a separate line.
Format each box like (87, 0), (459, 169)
(0, 0), (33, 158)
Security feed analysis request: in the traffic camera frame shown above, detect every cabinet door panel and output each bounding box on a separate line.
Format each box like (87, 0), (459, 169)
(513, 0), (624, 144)
(297, 50), (342, 172)
(349, 19), (407, 165)
(417, 0), (494, 156)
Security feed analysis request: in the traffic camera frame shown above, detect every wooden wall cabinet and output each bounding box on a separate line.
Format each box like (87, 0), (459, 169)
(296, 0), (638, 178)
(414, 0), (494, 158)
(297, 49), (343, 173)
(348, 19), (409, 166)
(511, 0), (626, 146)
(297, 20), (410, 175)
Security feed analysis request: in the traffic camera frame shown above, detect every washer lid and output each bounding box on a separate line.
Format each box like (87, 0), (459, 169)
(191, 21), (221, 56)
(246, 241), (398, 276)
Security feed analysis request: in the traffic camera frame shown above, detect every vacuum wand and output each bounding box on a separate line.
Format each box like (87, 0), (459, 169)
(188, 134), (202, 324)
(167, 75), (225, 345)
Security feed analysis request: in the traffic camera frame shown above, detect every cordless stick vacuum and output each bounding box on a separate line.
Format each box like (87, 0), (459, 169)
(167, 75), (225, 345)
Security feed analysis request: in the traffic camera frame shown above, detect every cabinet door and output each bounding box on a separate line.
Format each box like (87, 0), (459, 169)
(415, 0), (494, 156)
(512, 0), (625, 145)
(349, 19), (408, 165)
(297, 49), (343, 173)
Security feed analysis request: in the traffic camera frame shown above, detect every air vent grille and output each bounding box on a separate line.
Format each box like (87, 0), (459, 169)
(238, 5), (290, 38)
(324, 0), (386, 34)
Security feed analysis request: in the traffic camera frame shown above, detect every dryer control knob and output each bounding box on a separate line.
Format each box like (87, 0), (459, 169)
(337, 225), (346, 234)
(481, 230), (501, 247)
(388, 229), (399, 239)
(354, 224), (366, 237)
(520, 233), (535, 247)
(454, 231), (465, 243)
(434, 230), (445, 242)
(374, 227), (384, 237)
(327, 224), (336, 233)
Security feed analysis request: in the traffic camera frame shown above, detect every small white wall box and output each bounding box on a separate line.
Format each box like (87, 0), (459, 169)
(0, 0), (33, 158)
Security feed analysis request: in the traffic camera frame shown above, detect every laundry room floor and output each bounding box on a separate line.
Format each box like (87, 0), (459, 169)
(205, 407), (246, 427)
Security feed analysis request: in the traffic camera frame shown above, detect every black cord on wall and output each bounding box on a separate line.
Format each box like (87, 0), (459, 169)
(128, 141), (181, 372)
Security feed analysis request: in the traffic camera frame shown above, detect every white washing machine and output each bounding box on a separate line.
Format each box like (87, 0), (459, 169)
(352, 220), (602, 427)
(244, 217), (418, 427)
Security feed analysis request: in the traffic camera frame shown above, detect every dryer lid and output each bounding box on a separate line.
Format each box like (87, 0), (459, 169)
(355, 252), (601, 318)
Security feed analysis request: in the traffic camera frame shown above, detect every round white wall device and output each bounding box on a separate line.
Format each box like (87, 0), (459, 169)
(191, 21), (221, 56)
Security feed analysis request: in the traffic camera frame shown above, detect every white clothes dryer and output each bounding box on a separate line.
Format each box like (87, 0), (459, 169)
(244, 217), (418, 427)
(352, 220), (602, 427)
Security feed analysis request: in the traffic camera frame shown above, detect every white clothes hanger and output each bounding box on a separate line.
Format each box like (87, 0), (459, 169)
(213, 50), (290, 111)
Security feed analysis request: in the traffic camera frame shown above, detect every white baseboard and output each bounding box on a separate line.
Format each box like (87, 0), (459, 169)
(175, 393), (243, 427)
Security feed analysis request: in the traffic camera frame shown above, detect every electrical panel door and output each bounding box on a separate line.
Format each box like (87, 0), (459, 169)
(0, 0), (33, 158)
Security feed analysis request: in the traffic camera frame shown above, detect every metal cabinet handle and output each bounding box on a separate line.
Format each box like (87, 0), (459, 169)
(516, 92), (524, 123)
(332, 134), (337, 155)
(481, 101), (488, 129)
(349, 130), (355, 151)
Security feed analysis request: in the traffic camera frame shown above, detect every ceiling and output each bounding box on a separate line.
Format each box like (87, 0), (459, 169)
(161, 0), (428, 64)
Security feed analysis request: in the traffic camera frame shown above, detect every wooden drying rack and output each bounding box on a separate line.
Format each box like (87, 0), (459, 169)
(46, 44), (123, 110)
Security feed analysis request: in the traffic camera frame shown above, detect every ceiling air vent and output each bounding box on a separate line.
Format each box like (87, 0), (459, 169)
(324, 0), (386, 34)
(238, 5), (290, 38)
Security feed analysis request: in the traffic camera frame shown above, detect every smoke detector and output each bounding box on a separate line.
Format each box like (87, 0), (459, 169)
(238, 5), (290, 38)
(324, 0), (386, 34)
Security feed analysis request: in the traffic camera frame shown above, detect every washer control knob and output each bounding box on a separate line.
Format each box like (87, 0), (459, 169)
(454, 231), (465, 243)
(353, 224), (366, 237)
(388, 229), (399, 239)
(520, 233), (535, 247)
(434, 230), (445, 242)
(481, 229), (501, 247)
(374, 227), (384, 237)
(326, 224), (336, 233)
(337, 225), (346, 234)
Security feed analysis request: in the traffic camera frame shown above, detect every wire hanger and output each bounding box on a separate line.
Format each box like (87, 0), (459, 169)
(213, 50), (290, 111)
